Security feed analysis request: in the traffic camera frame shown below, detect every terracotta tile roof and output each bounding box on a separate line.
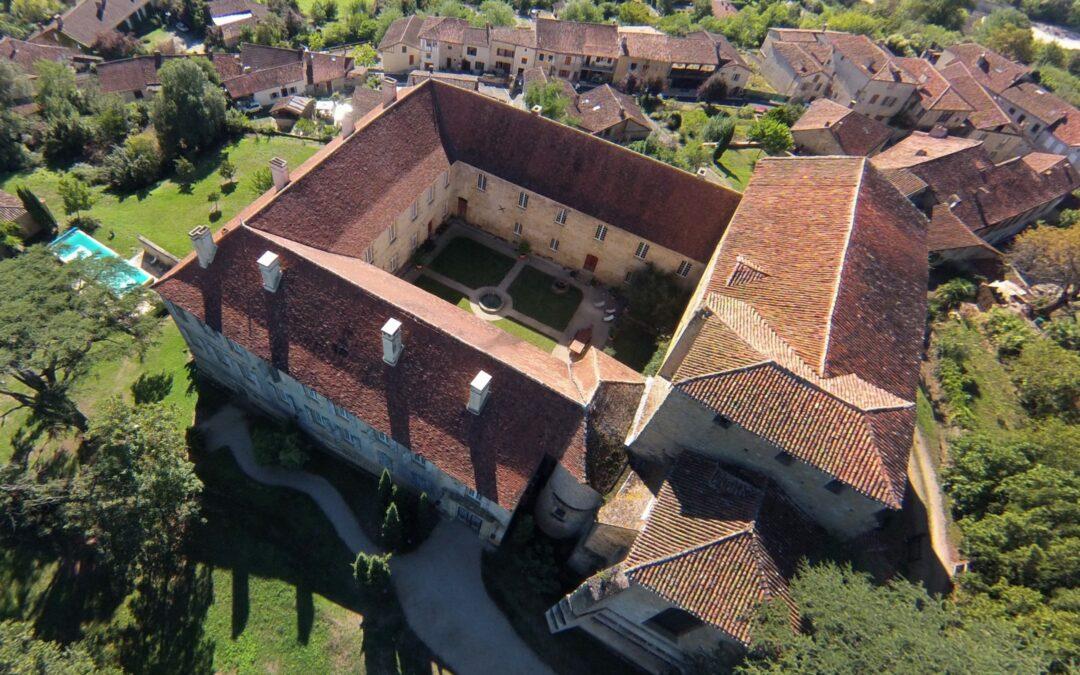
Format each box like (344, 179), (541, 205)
(896, 57), (972, 113)
(211, 52), (244, 79)
(571, 84), (650, 134)
(942, 43), (1030, 94)
(96, 54), (185, 94)
(239, 42), (305, 70)
(825, 32), (915, 84)
(491, 26), (538, 48)
(408, 70), (480, 90)
(928, 203), (1000, 254)
(711, 0), (737, 18)
(938, 61), (1015, 131)
(665, 157), (928, 506)
(155, 225), (596, 509)
(522, 66), (575, 97)
(771, 41), (826, 76)
(536, 18), (620, 58)
(699, 31), (746, 69)
(622, 454), (820, 644)
(619, 32), (720, 65)
(417, 16), (471, 44)
(883, 168), (928, 198)
(249, 81), (740, 262)
(43, 0), (152, 47)
(1002, 81), (1080, 147)
(378, 15), (428, 50)
(351, 86), (382, 118)
(222, 60), (304, 98)
(309, 50), (352, 84)
(0, 37), (77, 72)
(208, 0), (268, 18)
(791, 99), (891, 156)
(873, 133), (1079, 238)
(870, 131), (983, 170)
(0, 190), (27, 222)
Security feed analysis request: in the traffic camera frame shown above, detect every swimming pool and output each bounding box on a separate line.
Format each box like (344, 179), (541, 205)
(49, 228), (153, 292)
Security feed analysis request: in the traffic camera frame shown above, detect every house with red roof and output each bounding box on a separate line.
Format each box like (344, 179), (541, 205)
(791, 98), (892, 156)
(211, 43), (356, 107)
(30, 0), (153, 51)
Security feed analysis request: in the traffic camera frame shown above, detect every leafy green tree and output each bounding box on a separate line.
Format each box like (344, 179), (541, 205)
(622, 262), (690, 334)
(747, 116), (793, 154)
(218, 158), (237, 186)
(102, 133), (164, 192)
(417, 491), (438, 535)
(560, 0), (604, 22)
(249, 166), (274, 194)
(0, 620), (100, 674)
(10, 0), (63, 24)
(57, 173), (96, 222)
(1009, 223), (1080, 303)
(524, 81), (573, 123)
(617, 0), (654, 24)
(251, 422), (310, 468)
(737, 563), (1048, 673)
(763, 102), (805, 127)
(1045, 314), (1079, 351)
(351, 43), (379, 67)
(477, 0), (515, 26)
(1036, 40), (1067, 68)
(0, 221), (23, 257)
(1012, 339), (1080, 420)
(0, 248), (158, 433)
(15, 186), (58, 236)
(174, 157), (197, 187)
(42, 115), (93, 164)
(899, 0), (973, 30)
(0, 62), (31, 170)
(309, 0), (339, 23)
(152, 59), (227, 158)
(981, 24), (1034, 63)
(929, 277), (977, 316)
(381, 501), (403, 551)
(91, 93), (132, 148)
(34, 59), (81, 121)
(367, 553), (393, 596)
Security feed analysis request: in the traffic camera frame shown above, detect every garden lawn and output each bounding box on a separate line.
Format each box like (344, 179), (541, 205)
(605, 320), (665, 374)
(0, 135), (321, 259)
(428, 236), (516, 289)
(715, 147), (764, 192)
(506, 265), (582, 332)
(414, 275), (557, 351)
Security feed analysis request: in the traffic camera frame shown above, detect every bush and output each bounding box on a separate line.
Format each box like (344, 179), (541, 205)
(174, 157), (197, 187)
(696, 73), (727, 102)
(982, 308), (1036, 357)
(250, 421), (310, 469)
(353, 551), (393, 597)
(381, 501), (403, 551)
(1045, 314), (1080, 351)
(1012, 339), (1080, 421)
(102, 133), (163, 192)
(43, 114), (92, 164)
(702, 114), (735, 151)
(763, 102), (805, 126)
(747, 117), (793, 154)
(225, 108), (254, 136)
(929, 277), (977, 317)
(622, 263), (690, 334)
(378, 468), (396, 511)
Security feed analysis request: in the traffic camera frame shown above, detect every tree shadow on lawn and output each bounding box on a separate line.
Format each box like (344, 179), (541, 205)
(189, 445), (442, 675)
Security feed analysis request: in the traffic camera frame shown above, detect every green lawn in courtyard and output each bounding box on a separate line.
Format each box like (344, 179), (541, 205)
(604, 319), (666, 375)
(714, 147), (764, 192)
(428, 236), (516, 289)
(414, 274), (557, 351)
(0, 135), (321, 259)
(506, 265), (582, 332)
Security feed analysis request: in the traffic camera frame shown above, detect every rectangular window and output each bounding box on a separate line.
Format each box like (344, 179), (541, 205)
(467, 47), (477, 56)
(634, 241), (650, 260)
(564, 55), (571, 65)
(518, 191), (528, 209)
(513, 221), (522, 236)
(333, 402), (349, 419)
(594, 224), (607, 241)
(410, 233), (418, 250)
(388, 223), (397, 243)
(363, 246), (374, 264)
(375, 429), (390, 445)
(426, 185), (434, 204)
(442, 171), (450, 188)
(304, 385), (319, 400)
(868, 94), (879, 104)
(477, 173), (487, 191)
(555, 208), (567, 225)
(410, 201), (418, 220)
(389, 254), (399, 271)
(549, 238), (559, 252)
(676, 261), (692, 277)
(624, 270), (634, 284)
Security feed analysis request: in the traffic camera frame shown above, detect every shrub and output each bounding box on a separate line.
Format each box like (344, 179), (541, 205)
(929, 277), (977, 317)
(225, 108), (254, 136)
(736, 104), (756, 119)
(248, 166), (273, 194)
(696, 73), (727, 102)
(381, 501), (403, 551)
(1012, 339), (1080, 421)
(703, 114), (735, 153)
(982, 308), (1036, 357)
(102, 133), (163, 192)
(1045, 315), (1079, 351)
(622, 263), (690, 334)
(353, 551), (393, 597)
(43, 114), (92, 164)
(747, 117), (793, 154)
(250, 421), (310, 468)
(378, 468), (396, 511)
(174, 156), (197, 187)
(15, 186), (57, 236)
(763, 102), (805, 126)
(937, 358), (976, 427)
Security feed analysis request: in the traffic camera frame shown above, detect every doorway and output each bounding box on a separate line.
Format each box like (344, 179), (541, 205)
(584, 254), (598, 272)
(457, 198), (468, 219)
(427, 220), (434, 237)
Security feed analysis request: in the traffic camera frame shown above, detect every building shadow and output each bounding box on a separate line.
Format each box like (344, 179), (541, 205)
(231, 566), (249, 639)
(296, 580), (314, 645)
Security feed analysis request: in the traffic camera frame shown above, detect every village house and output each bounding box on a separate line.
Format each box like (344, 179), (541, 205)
(760, 29), (918, 121)
(935, 60), (1029, 162)
(548, 156), (929, 670)
(523, 68), (650, 142)
(0, 190), (40, 239)
(893, 56), (973, 132)
(0, 36), (94, 77)
(936, 43), (1080, 167)
(535, 18), (620, 83)
(871, 130), (1078, 261)
(206, 0), (270, 47)
(613, 30), (749, 95)
(212, 43), (356, 107)
(790, 98), (892, 156)
(30, 0), (154, 51)
(95, 51), (186, 100)
(153, 79), (742, 547)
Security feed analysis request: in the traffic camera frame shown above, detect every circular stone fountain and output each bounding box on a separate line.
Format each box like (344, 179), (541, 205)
(478, 291), (504, 313)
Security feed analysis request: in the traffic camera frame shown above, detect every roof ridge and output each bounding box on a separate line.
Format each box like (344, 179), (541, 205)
(818, 156), (865, 377)
(626, 528), (754, 574)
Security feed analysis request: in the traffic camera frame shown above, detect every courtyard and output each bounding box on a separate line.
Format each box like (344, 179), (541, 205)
(406, 223), (614, 357)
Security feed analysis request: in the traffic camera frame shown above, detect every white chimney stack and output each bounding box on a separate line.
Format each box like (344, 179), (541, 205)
(340, 109), (355, 137)
(269, 156), (289, 192)
(382, 76), (398, 108)
(531, 105), (542, 115)
(257, 250), (282, 292)
(189, 225), (216, 268)
(381, 318), (403, 366)
(467, 370), (491, 414)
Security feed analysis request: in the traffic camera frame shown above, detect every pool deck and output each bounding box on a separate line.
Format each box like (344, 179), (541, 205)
(49, 228), (156, 289)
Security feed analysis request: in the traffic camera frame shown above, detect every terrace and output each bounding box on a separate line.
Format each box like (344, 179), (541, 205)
(404, 222), (618, 357)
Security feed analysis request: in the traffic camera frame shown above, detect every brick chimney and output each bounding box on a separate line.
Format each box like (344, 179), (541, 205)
(382, 76), (398, 108)
(189, 226), (216, 268)
(381, 318), (403, 365)
(96, 0), (105, 20)
(467, 371), (491, 414)
(153, 49), (162, 69)
(257, 251), (282, 292)
(269, 157), (289, 192)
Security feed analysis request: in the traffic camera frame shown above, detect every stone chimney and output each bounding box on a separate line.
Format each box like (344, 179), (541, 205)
(54, 14), (63, 31)
(269, 157), (289, 192)
(189, 226), (216, 268)
(929, 125), (948, 139)
(381, 318), (403, 366)
(153, 50), (162, 69)
(339, 108), (355, 137)
(531, 105), (542, 115)
(467, 370), (491, 414)
(257, 251), (282, 292)
(382, 76), (398, 108)
(305, 50), (314, 86)
(95, 0), (105, 20)
(977, 53), (989, 71)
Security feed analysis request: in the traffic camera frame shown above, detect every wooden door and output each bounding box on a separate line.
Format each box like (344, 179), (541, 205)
(457, 198), (468, 218)
(583, 254), (598, 272)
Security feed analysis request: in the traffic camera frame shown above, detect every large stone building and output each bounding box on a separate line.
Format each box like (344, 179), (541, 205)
(548, 157), (930, 670)
(790, 98), (892, 156)
(937, 43), (1080, 167)
(871, 130), (1078, 260)
(378, 16), (747, 94)
(154, 79), (741, 547)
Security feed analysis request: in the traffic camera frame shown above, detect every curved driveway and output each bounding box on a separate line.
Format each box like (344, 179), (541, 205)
(202, 406), (553, 675)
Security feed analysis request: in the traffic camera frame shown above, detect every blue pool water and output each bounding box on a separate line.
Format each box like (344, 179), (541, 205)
(49, 228), (153, 292)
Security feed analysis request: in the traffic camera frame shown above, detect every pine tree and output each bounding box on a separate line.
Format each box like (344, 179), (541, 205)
(377, 469), (396, 511)
(418, 491), (438, 537)
(381, 502), (403, 551)
(352, 551), (371, 588)
(367, 554), (392, 597)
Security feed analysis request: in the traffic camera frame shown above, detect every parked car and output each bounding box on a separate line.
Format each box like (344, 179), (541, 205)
(238, 99), (263, 114)
(175, 21), (190, 32)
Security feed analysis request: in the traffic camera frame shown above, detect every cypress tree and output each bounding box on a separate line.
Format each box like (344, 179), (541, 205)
(381, 502), (402, 552)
